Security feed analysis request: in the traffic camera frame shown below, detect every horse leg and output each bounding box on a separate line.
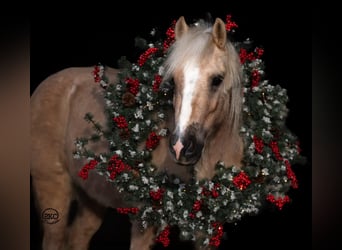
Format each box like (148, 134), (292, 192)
(31, 167), (72, 250)
(66, 195), (105, 250)
(129, 222), (156, 250)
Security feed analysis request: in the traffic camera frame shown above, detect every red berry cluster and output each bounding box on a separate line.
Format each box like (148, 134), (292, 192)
(201, 184), (220, 198)
(232, 171), (251, 190)
(270, 140), (283, 160)
(155, 225), (170, 247)
(209, 222), (224, 247)
(251, 69), (261, 88)
(125, 78), (140, 95)
(149, 188), (165, 201)
(92, 65), (102, 83)
(107, 154), (131, 180)
(266, 194), (290, 210)
(113, 115), (128, 129)
(78, 159), (98, 180)
(163, 20), (176, 52)
(152, 74), (162, 92)
(189, 200), (202, 219)
(239, 47), (264, 64)
(225, 14), (238, 31)
(138, 47), (159, 67)
(116, 207), (139, 214)
(145, 131), (161, 150)
(284, 160), (298, 189)
(253, 135), (264, 153)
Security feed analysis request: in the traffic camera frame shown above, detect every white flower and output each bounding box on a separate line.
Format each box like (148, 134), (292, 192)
(150, 185), (159, 191)
(257, 100), (263, 105)
(158, 66), (164, 75)
(252, 86), (260, 92)
(106, 99), (113, 106)
(158, 128), (168, 136)
(129, 150), (136, 158)
(183, 210), (188, 219)
(262, 128), (271, 137)
(132, 124), (139, 133)
(257, 154), (264, 160)
(141, 207), (153, 219)
(265, 103), (272, 109)
(158, 112), (165, 119)
(181, 231), (189, 237)
(116, 84), (122, 91)
(141, 86), (148, 93)
(147, 93), (153, 100)
(134, 109), (144, 119)
(150, 28), (156, 36)
(142, 176), (149, 184)
(115, 150), (123, 157)
(146, 101), (154, 110)
(262, 116), (271, 123)
(167, 191), (174, 199)
(278, 89), (286, 96)
(145, 120), (151, 126)
(73, 153), (80, 159)
(196, 211), (203, 218)
(166, 201), (174, 211)
(129, 185), (139, 190)
(261, 168), (269, 176)
(132, 64), (140, 71)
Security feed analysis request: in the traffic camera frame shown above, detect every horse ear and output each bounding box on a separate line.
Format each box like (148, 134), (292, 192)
(175, 16), (189, 40)
(212, 18), (227, 49)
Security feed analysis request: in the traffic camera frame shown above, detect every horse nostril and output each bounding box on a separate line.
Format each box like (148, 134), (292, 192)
(184, 141), (194, 156)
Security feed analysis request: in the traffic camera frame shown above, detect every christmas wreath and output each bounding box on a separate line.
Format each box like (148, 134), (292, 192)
(73, 15), (305, 248)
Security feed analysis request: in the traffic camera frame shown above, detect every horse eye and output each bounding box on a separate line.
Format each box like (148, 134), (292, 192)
(211, 75), (223, 89)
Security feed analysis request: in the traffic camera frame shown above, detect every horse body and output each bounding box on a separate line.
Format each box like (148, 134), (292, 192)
(31, 17), (244, 250)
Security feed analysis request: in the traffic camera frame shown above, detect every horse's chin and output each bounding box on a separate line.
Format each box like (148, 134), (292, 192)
(173, 156), (201, 166)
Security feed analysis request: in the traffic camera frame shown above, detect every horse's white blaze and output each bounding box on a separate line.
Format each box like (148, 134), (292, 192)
(178, 62), (199, 134)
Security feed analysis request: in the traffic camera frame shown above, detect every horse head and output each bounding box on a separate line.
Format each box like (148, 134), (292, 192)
(163, 16), (243, 166)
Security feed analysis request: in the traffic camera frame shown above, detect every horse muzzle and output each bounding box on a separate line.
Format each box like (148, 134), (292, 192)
(169, 127), (204, 165)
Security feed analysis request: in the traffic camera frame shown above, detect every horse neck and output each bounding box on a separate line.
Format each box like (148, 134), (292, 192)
(195, 121), (244, 180)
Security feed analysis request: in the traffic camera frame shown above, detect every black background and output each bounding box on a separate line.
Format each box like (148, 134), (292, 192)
(31, 4), (311, 250)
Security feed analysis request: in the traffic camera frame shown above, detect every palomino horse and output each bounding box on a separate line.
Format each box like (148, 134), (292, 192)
(31, 16), (243, 250)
